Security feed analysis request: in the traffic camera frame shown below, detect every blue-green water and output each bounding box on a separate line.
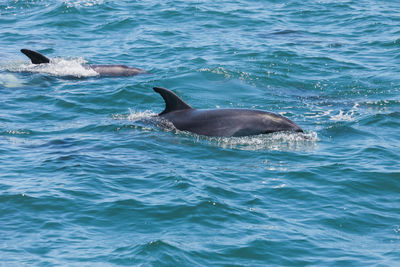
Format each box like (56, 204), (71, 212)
(1, 0), (399, 265)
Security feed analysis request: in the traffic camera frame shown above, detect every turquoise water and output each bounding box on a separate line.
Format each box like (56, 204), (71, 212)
(1, 0), (400, 265)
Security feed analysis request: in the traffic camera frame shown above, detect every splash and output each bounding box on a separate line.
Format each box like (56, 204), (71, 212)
(3, 129), (32, 135)
(111, 110), (159, 133)
(204, 131), (318, 151)
(0, 73), (24, 88)
(112, 109), (157, 122)
(64, 0), (104, 8)
(126, 109), (157, 121)
(199, 67), (233, 78)
(330, 103), (359, 121)
(9, 57), (99, 78)
(330, 109), (355, 121)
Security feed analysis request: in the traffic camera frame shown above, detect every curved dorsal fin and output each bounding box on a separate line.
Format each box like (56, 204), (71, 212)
(153, 87), (193, 115)
(20, 49), (50, 64)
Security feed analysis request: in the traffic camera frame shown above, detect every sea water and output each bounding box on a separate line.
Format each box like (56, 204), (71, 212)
(0, 0), (399, 265)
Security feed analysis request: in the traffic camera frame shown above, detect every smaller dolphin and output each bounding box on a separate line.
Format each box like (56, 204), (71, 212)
(153, 87), (303, 137)
(20, 49), (146, 77)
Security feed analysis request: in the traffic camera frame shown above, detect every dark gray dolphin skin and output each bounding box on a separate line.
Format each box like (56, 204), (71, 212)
(20, 49), (146, 76)
(153, 87), (303, 137)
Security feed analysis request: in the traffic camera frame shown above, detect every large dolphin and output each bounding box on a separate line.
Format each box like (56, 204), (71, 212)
(20, 49), (146, 76)
(153, 87), (303, 137)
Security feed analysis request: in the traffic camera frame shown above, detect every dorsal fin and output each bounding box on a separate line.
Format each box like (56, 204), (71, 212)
(153, 87), (193, 115)
(20, 49), (50, 64)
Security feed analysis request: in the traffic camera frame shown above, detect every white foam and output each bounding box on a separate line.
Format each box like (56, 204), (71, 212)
(112, 110), (159, 133)
(304, 102), (361, 123)
(0, 73), (24, 88)
(126, 109), (157, 121)
(64, 0), (104, 8)
(166, 122), (318, 151)
(330, 110), (355, 121)
(5, 129), (31, 135)
(330, 103), (359, 121)
(112, 109), (157, 123)
(199, 67), (233, 78)
(205, 131), (318, 151)
(10, 57), (99, 78)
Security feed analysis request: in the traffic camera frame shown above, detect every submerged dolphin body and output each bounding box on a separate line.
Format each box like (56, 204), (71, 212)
(153, 87), (303, 137)
(20, 49), (146, 77)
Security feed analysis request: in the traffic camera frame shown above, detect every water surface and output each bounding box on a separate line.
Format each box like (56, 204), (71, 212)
(1, 0), (399, 265)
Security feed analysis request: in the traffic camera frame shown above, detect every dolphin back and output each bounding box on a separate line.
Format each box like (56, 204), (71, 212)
(162, 108), (303, 137)
(153, 87), (193, 115)
(89, 65), (146, 76)
(21, 49), (50, 64)
(153, 87), (303, 137)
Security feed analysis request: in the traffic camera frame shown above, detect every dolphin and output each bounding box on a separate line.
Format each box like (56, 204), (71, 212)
(20, 49), (147, 76)
(153, 87), (303, 137)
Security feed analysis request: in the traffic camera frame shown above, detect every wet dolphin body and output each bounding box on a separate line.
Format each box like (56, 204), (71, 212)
(153, 87), (303, 137)
(20, 49), (146, 76)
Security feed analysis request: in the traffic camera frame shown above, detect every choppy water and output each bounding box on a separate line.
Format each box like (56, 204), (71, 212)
(1, 0), (399, 265)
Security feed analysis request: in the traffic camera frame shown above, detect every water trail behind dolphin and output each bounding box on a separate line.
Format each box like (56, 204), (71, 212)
(7, 57), (99, 78)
